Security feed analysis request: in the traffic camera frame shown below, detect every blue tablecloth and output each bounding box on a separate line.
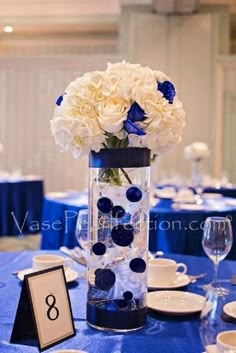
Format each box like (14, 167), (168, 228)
(41, 193), (236, 260)
(149, 199), (236, 259)
(0, 179), (44, 236)
(204, 186), (236, 199)
(2, 250), (235, 353)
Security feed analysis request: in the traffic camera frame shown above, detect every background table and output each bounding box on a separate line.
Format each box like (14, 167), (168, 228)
(204, 186), (236, 198)
(2, 250), (235, 353)
(149, 198), (236, 259)
(0, 178), (44, 236)
(41, 192), (236, 260)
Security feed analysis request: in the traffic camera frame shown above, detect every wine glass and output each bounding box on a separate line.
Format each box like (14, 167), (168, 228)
(75, 208), (89, 251)
(202, 216), (233, 294)
(200, 286), (236, 352)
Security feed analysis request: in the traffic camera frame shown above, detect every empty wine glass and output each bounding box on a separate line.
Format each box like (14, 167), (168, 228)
(202, 216), (233, 294)
(75, 208), (88, 251)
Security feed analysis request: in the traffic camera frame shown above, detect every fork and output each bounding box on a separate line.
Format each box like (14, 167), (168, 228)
(188, 272), (206, 283)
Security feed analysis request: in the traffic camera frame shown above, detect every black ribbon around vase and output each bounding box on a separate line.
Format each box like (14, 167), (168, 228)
(89, 148), (151, 168)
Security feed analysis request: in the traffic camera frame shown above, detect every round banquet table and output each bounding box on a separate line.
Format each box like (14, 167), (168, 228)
(0, 177), (44, 236)
(40, 192), (236, 260)
(149, 198), (236, 259)
(203, 186), (236, 198)
(1, 250), (235, 353)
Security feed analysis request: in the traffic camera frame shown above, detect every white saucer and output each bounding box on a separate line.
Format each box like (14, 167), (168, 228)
(17, 267), (78, 283)
(147, 290), (205, 315)
(148, 273), (190, 290)
(224, 301), (236, 319)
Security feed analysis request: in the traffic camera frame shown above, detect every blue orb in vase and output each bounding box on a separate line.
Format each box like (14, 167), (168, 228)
(129, 258), (146, 273)
(111, 224), (134, 247)
(97, 197), (113, 213)
(92, 242), (106, 256)
(95, 269), (116, 291)
(123, 291), (133, 301)
(126, 187), (142, 202)
(111, 205), (125, 219)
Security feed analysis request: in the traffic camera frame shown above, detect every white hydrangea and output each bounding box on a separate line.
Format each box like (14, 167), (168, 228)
(50, 61), (186, 157)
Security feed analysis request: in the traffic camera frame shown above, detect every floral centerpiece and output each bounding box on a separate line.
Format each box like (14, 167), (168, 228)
(184, 142), (210, 198)
(51, 61), (185, 332)
(51, 61), (185, 161)
(184, 142), (209, 162)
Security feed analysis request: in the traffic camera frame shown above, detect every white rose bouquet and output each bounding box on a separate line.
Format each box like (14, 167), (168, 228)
(51, 61), (185, 185)
(51, 61), (185, 157)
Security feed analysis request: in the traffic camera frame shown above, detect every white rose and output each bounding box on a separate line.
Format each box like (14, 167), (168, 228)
(97, 97), (130, 133)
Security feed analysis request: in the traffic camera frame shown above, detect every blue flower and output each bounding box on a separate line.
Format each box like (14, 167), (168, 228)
(127, 102), (145, 123)
(157, 81), (176, 104)
(124, 102), (146, 136)
(56, 95), (64, 106)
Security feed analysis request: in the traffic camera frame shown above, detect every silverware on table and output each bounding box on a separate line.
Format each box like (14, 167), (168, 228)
(59, 246), (87, 266)
(188, 273), (207, 283)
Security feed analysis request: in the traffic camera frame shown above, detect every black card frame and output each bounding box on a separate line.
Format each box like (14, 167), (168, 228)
(11, 265), (76, 351)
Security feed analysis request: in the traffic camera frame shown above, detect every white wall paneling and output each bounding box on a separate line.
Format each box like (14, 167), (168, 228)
(120, 5), (230, 180)
(0, 55), (121, 192)
(215, 56), (236, 182)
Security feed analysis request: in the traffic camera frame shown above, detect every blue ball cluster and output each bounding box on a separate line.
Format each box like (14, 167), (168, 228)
(92, 242), (106, 256)
(111, 224), (134, 247)
(97, 197), (113, 213)
(126, 187), (142, 202)
(95, 269), (116, 291)
(129, 258), (146, 273)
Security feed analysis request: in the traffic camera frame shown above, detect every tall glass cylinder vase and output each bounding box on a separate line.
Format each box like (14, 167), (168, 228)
(87, 148), (151, 331)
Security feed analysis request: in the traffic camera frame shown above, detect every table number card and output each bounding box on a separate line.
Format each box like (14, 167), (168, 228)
(10, 266), (76, 351)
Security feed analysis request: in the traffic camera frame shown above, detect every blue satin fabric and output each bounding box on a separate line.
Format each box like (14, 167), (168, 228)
(0, 250), (235, 353)
(0, 180), (44, 236)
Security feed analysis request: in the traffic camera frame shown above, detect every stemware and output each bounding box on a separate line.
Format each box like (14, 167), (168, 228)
(200, 286), (236, 352)
(202, 216), (233, 293)
(75, 208), (89, 251)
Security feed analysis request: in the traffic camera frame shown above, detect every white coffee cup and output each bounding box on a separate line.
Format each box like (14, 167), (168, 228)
(32, 254), (72, 271)
(217, 330), (236, 352)
(148, 258), (187, 285)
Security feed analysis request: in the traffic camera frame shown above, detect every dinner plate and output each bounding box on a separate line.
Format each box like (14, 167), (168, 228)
(223, 301), (236, 319)
(17, 267), (79, 283)
(46, 192), (69, 199)
(177, 203), (204, 211)
(147, 290), (205, 315)
(201, 193), (222, 199)
(148, 273), (190, 290)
